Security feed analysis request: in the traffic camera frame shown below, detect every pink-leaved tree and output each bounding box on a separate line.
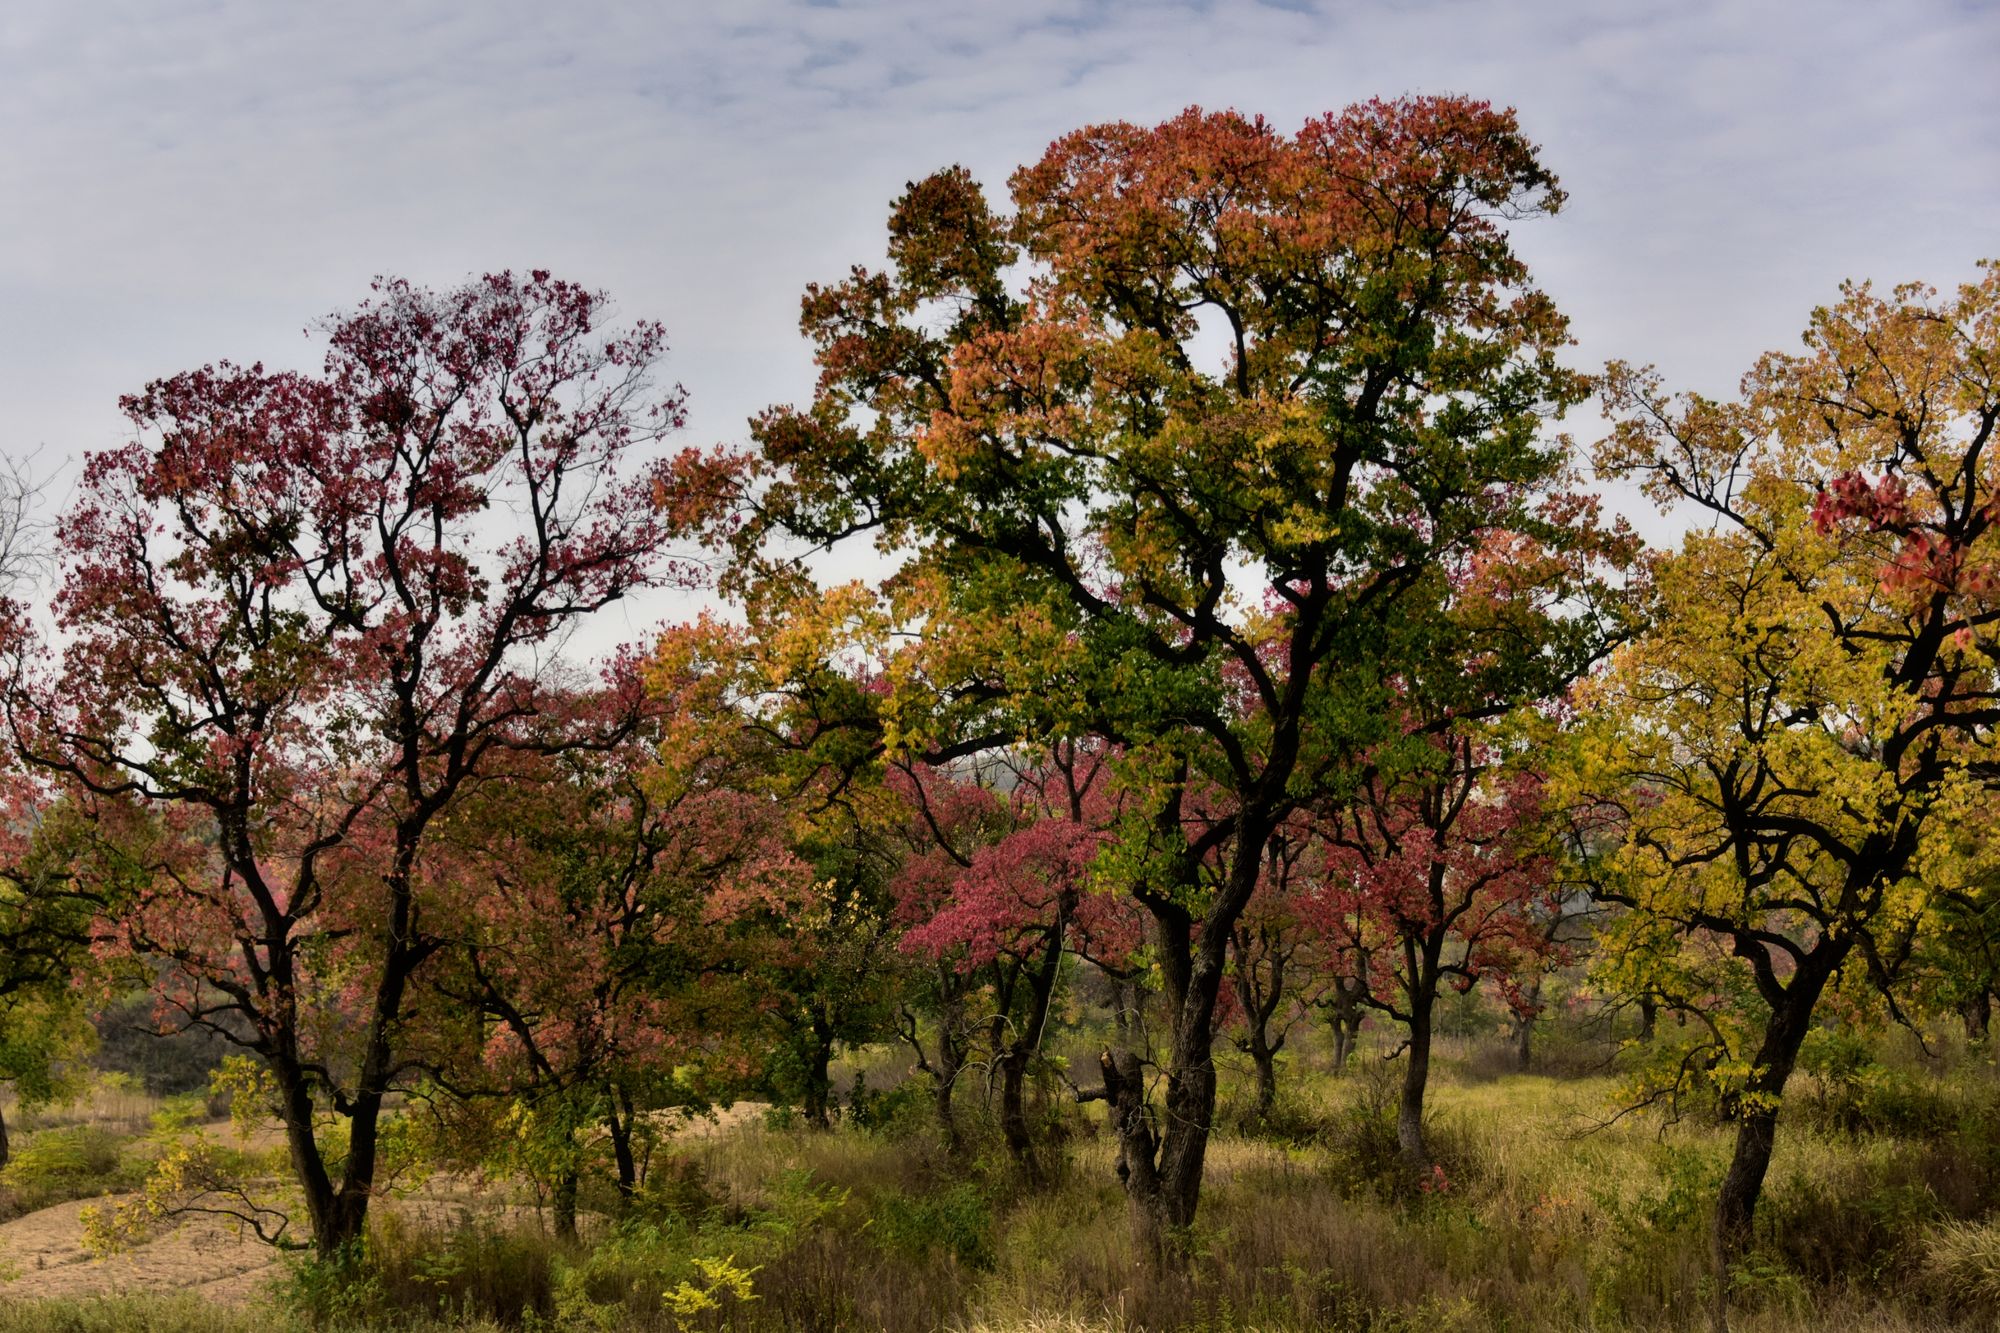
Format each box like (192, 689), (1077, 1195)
(5, 272), (739, 1254)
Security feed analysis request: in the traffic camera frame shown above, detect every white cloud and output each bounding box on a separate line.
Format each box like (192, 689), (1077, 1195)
(2, 0), (1994, 556)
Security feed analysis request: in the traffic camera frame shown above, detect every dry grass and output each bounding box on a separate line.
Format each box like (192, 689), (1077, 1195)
(10, 1078), (165, 1138)
(2, 1034), (1997, 1330)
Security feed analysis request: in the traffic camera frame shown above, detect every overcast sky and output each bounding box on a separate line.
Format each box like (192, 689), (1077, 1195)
(3, 0), (1996, 569)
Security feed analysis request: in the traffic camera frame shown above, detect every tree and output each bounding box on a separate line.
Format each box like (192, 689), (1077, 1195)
(426, 670), (801, 1238)
(1321, 729), (1561, 1169)
(897, 744), (1139, 1174)
(1498, 887), (1594, 1072)
(1222, 815), (1323, 1120)
(7, 272), (737, 1255)
(745, 96), (1601, 1241)
(1576, 264), (2000, 1297)
(0, 788), (111, 1167)
(886, 760), (1013, 1152)
(0, 451), (49, 606)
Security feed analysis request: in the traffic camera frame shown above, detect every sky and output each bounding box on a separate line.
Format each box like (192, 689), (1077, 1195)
(2, 0), (1996, 603)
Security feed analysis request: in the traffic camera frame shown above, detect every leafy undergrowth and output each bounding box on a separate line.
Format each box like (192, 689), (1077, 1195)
(8, 1038), (2000, 1331)
(0, 1124), (147, 1220)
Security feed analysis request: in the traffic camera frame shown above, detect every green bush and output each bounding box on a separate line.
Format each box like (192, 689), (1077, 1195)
(844, 1073), (929, 1137)
(1794, 1030), (1958, 1138)
(0, 1125), (135, 1215)
(872, 1181), (995, 1270)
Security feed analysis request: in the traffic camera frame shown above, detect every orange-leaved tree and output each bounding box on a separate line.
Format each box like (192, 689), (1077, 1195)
(743, 97), (1618, 1239)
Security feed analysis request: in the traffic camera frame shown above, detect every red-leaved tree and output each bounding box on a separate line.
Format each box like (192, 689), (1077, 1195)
(896, 744), (1139, 1174)
(1319, 733), (1560, 1169)
(5, 272), (739, 1254)
(425, 667), (804, 1238)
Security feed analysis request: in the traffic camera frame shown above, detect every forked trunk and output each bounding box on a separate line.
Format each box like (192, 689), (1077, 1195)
(901, 996), (970, 1153)
(1094, 795), (1282, 1251)
(1101, 940), (1231, 1248)
(1099, 910), (1231, 1249)
(1708, 943), (1845, 1331)
(933, 1034), (965, 1152)
(1229, 922), (1289, 1121)
(1097, 1048), (1165, 1250)
(274, 1058), (345, 1256)
(1512, 974), (1542, 1072)
(1000, 910), (1068, 1178)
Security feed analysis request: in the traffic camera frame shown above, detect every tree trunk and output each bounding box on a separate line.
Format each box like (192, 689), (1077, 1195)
(607, 1089), (639, 1201)
(1101, 912), (1225, 1248)
(1229, 923), (1288, 1121)
(1097, 798), (1279, 1250)
(999, 1048), (1033, 1167)
(0, 1098), (11, 1172)
(929, 1022), (965, 1152)
(1097, 1047), (1164, 1250)
(1709, 943), (1846, 1330)
(1251, 1043), (1278, 1117)
(1712, 1002), (1819, 1262)
(292, 875), (424, 1258)
(900, 995), (969, 1153)
(271, 1051), (346, 1257)
(1330, 985), (1364, 1073)
(1513, 974), (1542, 1072)
(1000, 912), (1068, 1177)
(1963, 990), (1991, 1043)
(325, 1091), (388, 1253)
(1639, 994), (1658, 1041)
(803, 1015), (834, 1130)
(1398, 996), (1434, 1169)
(551, 1168), (579, 1242)
(1152, 1009), (1220, 1231)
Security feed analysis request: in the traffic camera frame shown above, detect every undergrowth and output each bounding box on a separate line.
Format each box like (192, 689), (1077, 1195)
(8, 1030), (2000, 1330)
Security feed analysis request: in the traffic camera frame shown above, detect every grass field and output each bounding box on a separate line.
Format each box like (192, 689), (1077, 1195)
(3, 1023), (1998, 1331)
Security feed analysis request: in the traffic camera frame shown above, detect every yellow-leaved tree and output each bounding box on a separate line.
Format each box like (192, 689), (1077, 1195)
(1565, 265), (2000, 1303)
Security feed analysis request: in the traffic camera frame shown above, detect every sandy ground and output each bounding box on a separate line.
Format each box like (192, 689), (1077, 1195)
(0, 1195), (280, 1302)
(0, 1103), (771, 1305)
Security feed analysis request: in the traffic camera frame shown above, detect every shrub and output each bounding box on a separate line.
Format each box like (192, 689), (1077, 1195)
(0, 1125), (133, 1215)
(1794, 1029), (1958, 1138)
(844, 1073), (928, 1138)
(872, 1181), (995, 1270)
(282, 1213), (558, 1329)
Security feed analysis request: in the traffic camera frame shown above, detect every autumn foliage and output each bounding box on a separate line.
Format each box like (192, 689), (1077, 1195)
(0, 98), (1995, 1333)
